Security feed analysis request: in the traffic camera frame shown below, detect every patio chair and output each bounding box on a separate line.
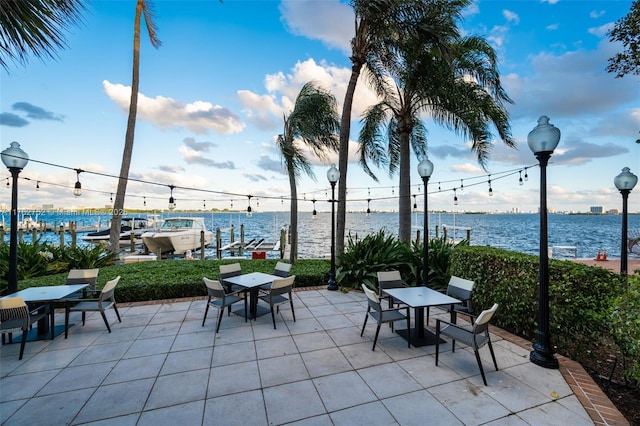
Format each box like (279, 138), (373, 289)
(446, 276), (475, 317)
(64, 276), (122, 338)
(273, 261), (292, 277)
(258, 275), (296, 329)
(0, 297), (50, 359)
(435, 303), (499, 386)
(202, 278), (247, 332)
(220, 263), (244, 313)
(377, 270), (406, 309)
(361, 284), (410, 350)
(66, 268), (100, 290)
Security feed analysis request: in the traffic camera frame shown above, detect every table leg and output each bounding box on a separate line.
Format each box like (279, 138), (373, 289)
(394, 306), (445, 347)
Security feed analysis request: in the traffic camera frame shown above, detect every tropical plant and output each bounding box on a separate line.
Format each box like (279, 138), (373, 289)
(276, 81), (340, 263)
(336, 0), (467, 259)
(407, 236), (467, 291)
(359, 31), (514, 243)
(0, 0), (87, 70)
(109, 0), (161, 251)
(336, 229), (413, 290)
(611, 274), (640, 383)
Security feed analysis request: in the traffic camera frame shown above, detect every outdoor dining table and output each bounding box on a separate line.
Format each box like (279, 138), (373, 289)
(384, 286), (461, 347)
(1, 284), (88, 341)
(223, 272), (279, 320)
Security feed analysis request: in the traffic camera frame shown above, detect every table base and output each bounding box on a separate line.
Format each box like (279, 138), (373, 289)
(7, 324), (71, 343)
(234, 305), (270, 320)
(395, 328), (445, 347)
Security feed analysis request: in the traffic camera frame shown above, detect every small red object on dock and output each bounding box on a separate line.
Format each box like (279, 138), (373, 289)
(602, 250), (608, 261)
(595, 249), (601, 261)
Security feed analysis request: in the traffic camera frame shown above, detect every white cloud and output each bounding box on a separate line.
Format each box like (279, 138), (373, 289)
(588, 22), (615, 38)
(279, 0), (353, 54)
(451, 163), (485, 174)
(103, 80), (245, 134)
(503, 10), (519, 24)
(546, 23), (559, 31)
(590, 10), (605, 19)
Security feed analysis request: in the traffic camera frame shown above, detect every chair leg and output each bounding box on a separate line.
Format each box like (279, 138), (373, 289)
(488, 338), (499, 371)
(81, 312), (86, 325)
(100, 311), (112, 333)
(290, 297), (296, 322)
(372, 323), (382, 351)
(406, 312), (411, 348)
(202, 302), (210, 327)
(19, 330), (27, 360)
(113, 304), (122, 322)
(49, 304), (55, 340)
(244, 297), (247, 322)
(216, 306), (224, 333)
(475, 349), (488, 386)
(271, 306), (277, 329)
(360, 313), (369, 337)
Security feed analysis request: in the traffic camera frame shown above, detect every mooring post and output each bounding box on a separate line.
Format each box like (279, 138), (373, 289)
(216, 227), (221, 260)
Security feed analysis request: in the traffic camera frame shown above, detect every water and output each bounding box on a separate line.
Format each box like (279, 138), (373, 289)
(3, 210), (639, 259)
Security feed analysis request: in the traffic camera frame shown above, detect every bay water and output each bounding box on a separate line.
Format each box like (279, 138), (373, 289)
(4, 210), (639, 260)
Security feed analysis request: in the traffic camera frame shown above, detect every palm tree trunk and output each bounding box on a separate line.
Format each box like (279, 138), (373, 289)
(108, 0), (143, 252)
(288, 170), (298, 264)
(336, 63), (363, 261)
(398, 131), (412, 243)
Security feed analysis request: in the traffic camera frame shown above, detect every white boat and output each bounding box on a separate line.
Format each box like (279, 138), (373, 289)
(82, 216), (163, 247)
(141, 217), (213, 255)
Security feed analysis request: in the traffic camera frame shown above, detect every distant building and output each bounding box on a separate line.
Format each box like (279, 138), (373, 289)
(42, 204), (54, 210)
(590, 206), (603, 214)
(607, 208), (620, 214)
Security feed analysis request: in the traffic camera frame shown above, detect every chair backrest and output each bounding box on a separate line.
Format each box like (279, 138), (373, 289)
(446, 276), (474, 300)
(377, 271), (404, 295)
(100, 276), (121, 303)
(203, 277), (226, 298)
(0, 297), (29, 330)
(473, 303), (499, 334)
(67, 268), (100, 289)
(273, 262), (292, 277)
(220, 263), (242, 280)
(270, 275), (295, 296)
(362, 284), (382, 314)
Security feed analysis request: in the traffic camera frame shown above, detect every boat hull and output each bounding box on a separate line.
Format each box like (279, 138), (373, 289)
(142, 230), (214, 254)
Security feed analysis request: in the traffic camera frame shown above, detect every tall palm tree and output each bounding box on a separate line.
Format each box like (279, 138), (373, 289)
(109, 0), (161, 251)
(336, 0), (469, 259)
(359, 34), (514, 243)
(277, 82), (340, 263)
(0, 0), (87, 71)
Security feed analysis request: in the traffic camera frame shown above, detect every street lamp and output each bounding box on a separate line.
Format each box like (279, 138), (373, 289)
(528, 116), (560, 369)
(614, 167), (638, 281)
(327, 163), (339, 291)
(417, 157), (434, 287)
(1, 142), (29, 295)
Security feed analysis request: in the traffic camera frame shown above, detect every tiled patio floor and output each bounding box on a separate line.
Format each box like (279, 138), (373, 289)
(0, 288), (628, 425)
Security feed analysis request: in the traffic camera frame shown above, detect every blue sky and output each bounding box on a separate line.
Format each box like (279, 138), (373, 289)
(1, 0), (638, 215)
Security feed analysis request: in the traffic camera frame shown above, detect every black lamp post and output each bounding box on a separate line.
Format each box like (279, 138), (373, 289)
(1, 142), (29, 295)
(327, 164), (339, 291)
(528, 116), (560, 369)
(614, 167), (638, 282)
(417, 157), (434, 287)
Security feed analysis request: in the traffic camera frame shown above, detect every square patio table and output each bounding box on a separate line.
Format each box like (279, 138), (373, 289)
(2, 284), (88, 341)
(384, 286), (461, 347)
(223, 272), (279, 320)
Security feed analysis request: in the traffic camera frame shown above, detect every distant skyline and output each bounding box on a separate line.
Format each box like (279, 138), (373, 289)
(1, 0), (639, 216)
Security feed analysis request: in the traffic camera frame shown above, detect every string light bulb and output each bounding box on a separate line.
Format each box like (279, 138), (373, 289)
(524, 167), (529, 181)
(454, 188), (458, 205)
(36, 181), (40, 191)
(168, 185), (176, 210)
(247, 195), (252, 217)
(519, 170), (524, 186)
(312, 199), (317, 219)
(366, 199), (371, 217)
(413, 195), (417, 210)
(73, 169), (83, 197)
(110, 193), (113, 202)
(143, 196), (146, 207)
(460, 179), (464, 191)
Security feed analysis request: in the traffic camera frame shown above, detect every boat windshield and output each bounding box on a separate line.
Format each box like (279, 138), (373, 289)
(161, 219), (193, 229)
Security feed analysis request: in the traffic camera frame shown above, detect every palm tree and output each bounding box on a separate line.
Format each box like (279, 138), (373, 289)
(0, 0), (87, 70)
(359, 34), (514, 243)
(108, 0), (161, 251)
(276, 82), (340, 263)
(336, 0), (469, 259)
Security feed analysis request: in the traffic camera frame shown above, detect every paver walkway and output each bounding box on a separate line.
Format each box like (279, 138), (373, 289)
(0, 288), (628, 425)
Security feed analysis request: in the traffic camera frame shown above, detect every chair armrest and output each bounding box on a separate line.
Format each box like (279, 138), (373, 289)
(436, 318), (471, 333)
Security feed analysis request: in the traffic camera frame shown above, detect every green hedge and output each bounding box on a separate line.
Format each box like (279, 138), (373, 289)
(19, 258), (330, 303)
(451, 246), (621, 362)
